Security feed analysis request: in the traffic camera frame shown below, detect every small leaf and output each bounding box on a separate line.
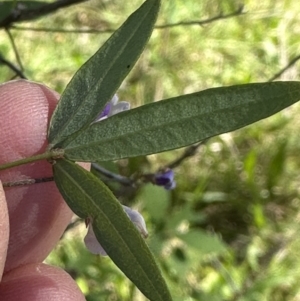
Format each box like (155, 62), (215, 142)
(63, 81), (300, 162)
(53, 159), (172, 301)
(177, 230), (227, 255)
(48, 0), (161, 147)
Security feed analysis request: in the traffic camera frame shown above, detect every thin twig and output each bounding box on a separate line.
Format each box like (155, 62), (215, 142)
(167, 140), (208, 170)
(0, 0), (88, 28)
(92, 141), (207, 186)
(156, 5), (244, 29)
(91, 163), (134, 186)
(2, 177), (54, 187)
(1, 141), (207, 187)
(211, 258), (239, 294)
(268, 54), (300, 82)
(5, 28), (24, 72)
(0, 54), (27, 79)
(10, 5), (245, 34)
(11, 25), (115, 34)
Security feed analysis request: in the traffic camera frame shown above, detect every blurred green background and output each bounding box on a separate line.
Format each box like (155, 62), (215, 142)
(1, 0), (300, 300)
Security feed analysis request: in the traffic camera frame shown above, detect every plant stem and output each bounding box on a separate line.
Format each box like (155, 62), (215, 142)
(2, 177), (54, 187)
(0, 148), (64, 171)
(91, 163), (133, 186)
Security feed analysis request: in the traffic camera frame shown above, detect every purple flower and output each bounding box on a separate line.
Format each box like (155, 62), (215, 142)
(87, 95), (135, 255)
(95, 94), (130, 121)
(154, 169), (176, 190)
(84, 205), (148, 256)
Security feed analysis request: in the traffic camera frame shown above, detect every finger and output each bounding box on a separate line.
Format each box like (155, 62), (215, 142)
(0, 182), (9, 280)
(0, 263), (85, 301)
(0, 80), (80, 272)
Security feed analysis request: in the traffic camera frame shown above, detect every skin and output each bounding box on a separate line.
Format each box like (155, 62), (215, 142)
(0, 80), (86, 300)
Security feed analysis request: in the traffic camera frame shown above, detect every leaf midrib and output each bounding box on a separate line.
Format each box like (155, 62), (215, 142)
(66, 91), (286, 152)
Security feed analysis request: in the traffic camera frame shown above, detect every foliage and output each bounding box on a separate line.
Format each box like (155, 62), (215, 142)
(1, 0), (300, 300)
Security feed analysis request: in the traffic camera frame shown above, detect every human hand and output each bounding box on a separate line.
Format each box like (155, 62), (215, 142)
(0, 80), (86, 300)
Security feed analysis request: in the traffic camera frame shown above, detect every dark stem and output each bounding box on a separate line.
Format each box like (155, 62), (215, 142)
(0, 54), (27, 79)
(2, 177), (54, 187)
(91, 163), (134, 186)
(10, 5), (245, 33)
(167, 140), (208, 169)
(5, 28), (24, 73)
(156, 5), (244, 29)
(268, 54), (300, 82)
(11, 25), (115, 34)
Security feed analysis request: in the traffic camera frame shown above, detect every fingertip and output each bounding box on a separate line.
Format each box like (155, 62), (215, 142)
(0, 80), (59, 161)
(0, 80), (73, 271)
(0, 80), (89, 274)
(0, 263), (86, 301)
(0, 182), (9, 281)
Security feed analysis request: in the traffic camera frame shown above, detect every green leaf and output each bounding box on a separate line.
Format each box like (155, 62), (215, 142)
(140, 185), (170, 222)
(53, 159), (172, 301)
(48, 0), (160, 147)
(266, 139), (287, 189)
(0, 2), (15, 23)
(177, 230), (227, 255)
(63, 81), (300, 162)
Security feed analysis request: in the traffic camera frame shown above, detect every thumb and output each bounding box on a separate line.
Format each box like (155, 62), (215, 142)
(0, 182), (9, 280)
(0, 80), (73, 272)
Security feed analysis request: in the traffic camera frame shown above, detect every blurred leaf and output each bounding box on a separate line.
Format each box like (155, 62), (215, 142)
(141, 184), (170, 222)
(127, 156), (151, 175)
(266, 140), (287, 189)
(252, 203), (266, 229)
(48, 0), (161, 147)
(62, 82), (300, 162)
(201, 191), (228, 203)
(166, 204), (205, 231)
(53, 159), (172, 301)
(0, 1), (48, 23)
(0, 2), (15, 22)
(167, 247), (191, 277)
(177, 230), (227, 254)
(244, 149), (257, 184)
(172, 247), (187, 263)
